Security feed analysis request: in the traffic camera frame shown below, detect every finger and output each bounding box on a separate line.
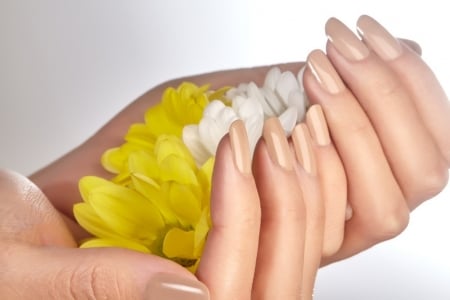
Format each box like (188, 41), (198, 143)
(398, 38), (422, 56)
(303, 105), (348, 257)
(291, 123), (325, 300)
(325, 17), (448, 209)
(0, 170), (207, 300)
(0, 169), (75, 247)
(196, 120), (261, 300)
(303, 50), (410, 264)
(357, 15), (450, 167)
(251, 118), (306, 299)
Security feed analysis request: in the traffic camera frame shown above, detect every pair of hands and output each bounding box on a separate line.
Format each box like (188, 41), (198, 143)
(1, 15), (449, 299)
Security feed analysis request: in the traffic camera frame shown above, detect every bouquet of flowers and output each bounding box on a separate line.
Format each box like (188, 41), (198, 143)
(74, 66), (308, 273)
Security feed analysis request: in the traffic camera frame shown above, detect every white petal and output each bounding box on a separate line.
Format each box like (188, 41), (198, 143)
(261, 86), (285, 116)
(246, 82), (275, 116)
(264, 67), (282, 91)
(203, 100), (227, 118)
(287, 89), (307, 122)
(278, 107), (298, 136)
(275, 71), (299, 106)
(244, 115), (264, 156)
(182, 125), (211, 166)
(234, 96), (263, 121)
(198, 105), (238, 156)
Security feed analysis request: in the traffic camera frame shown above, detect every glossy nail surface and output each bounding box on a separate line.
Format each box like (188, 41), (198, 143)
(146, 273), (209, 300)
(326, 17), (370, 61)
(306, 105), (331, 146)
(307, 50), (346, 94)
(229, 120), (252, 175)
(263, 117), (294, 171)
(292, 123), (317, 175)
(356, 15), (403, 60)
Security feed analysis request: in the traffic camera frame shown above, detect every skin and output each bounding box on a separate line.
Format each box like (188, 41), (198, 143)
(0, 16), (449, 299)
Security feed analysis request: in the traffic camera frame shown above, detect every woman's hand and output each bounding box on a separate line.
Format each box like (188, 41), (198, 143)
(0, 117), (324, 299)
(303, 15), (450, 264)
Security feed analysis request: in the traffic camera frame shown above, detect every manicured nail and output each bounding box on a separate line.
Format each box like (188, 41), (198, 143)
(263, 117), (295, 171)
(307, 50), (346, 94)
(325, 17), (370, 61)
(356, 15), (403, 60)
(146, 273), (209, 300)
(306, 105), (331, 146)
(292, 123), (317, 175)
(229, 120), (252, 175)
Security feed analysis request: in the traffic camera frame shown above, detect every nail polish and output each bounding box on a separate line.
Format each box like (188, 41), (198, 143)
(146, 273), (209, 300)
(292, 123), (317, 175)
(356, 15), (403, 60)
(325, 17), (370, 61)
(263, 117), (295, 171)
(229, 120), (252, 175)
(307, 49), (346, 94)
(306, 105), (331, 146)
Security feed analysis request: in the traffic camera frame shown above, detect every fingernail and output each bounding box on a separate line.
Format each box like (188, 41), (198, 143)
(307, 49), (346, 94)
(306, 105), (331, 146)
(325, 17), (370, 61)
(146, 273), (209, 300)
(356, 15), (402, 60)
(345, 203), (353, 221)
(292, 123), (317, 175)
(263, 117), (295, 171)
(229, 120), (252, 175)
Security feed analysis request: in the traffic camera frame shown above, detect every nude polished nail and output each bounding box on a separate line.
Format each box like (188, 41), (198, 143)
(146, 273), (209, 300)
(307, 49), (346, 94)
(325, 17), (370, 61)
(229, 120), (252, 175)
(306, 105), (331, 146)
(263, 117), (295, 171)
(356, 15), (403, 60)
(292, 123), (317, 175)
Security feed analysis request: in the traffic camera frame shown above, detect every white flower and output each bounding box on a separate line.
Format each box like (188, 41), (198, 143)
(183, 67), (308, 165)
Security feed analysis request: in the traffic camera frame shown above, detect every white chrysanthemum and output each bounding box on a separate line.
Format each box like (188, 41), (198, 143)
(183, 67), (308, 165)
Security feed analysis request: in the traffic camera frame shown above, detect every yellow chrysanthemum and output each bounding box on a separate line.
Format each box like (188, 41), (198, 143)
(101, 82), (228, 177)
(74, 82), (226, 273)
(75, 135), (214, 273)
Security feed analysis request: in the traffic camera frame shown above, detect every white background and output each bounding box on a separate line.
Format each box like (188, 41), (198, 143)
(1, 1), (449, 299)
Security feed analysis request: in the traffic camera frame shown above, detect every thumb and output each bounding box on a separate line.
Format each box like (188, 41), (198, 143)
(4, 244), (208, 300)
(0, 169), (209, 299)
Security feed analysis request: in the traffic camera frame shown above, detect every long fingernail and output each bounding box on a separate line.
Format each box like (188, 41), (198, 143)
(146, 273), (209, 300)
(229, 120), (252, 175)
(326, 17), (370, 61)
(292, 123), (317, 175)
(356, 15), (403, 60)
(306, 105), (331, 146)
(307, 49), (346, 94)
(263, 117), (295, 171)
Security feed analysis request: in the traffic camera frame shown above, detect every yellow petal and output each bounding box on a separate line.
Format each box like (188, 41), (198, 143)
(155, 135), (196, 169)
(160, 155), (198, 185)
(163, 227), (196, 259)
(194, 208), (210, 256)
(80, 237), (150, 254)
(88, 185), (164, 243)
(145, 104), (182, 137)
(125, 123), (156, 148)
(131, 173), (178, 225)
(169, 183), (202, 227)
(128, 150), (160, 180)
(73, 203), (119, 239)
(78, 176), (114, 203)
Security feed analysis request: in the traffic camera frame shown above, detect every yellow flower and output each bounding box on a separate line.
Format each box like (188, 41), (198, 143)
(74, 134), (214, 273)
(102, 82), (228, 179)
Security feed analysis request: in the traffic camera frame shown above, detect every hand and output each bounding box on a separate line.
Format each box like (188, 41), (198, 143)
(1, 116), (324, 299)
(302, 15), (450, 264)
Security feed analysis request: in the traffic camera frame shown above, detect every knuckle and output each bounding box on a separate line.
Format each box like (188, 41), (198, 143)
(371, 208), (409, 242)
(65, 263), (125, 300)
(410, 165), (449, 202)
